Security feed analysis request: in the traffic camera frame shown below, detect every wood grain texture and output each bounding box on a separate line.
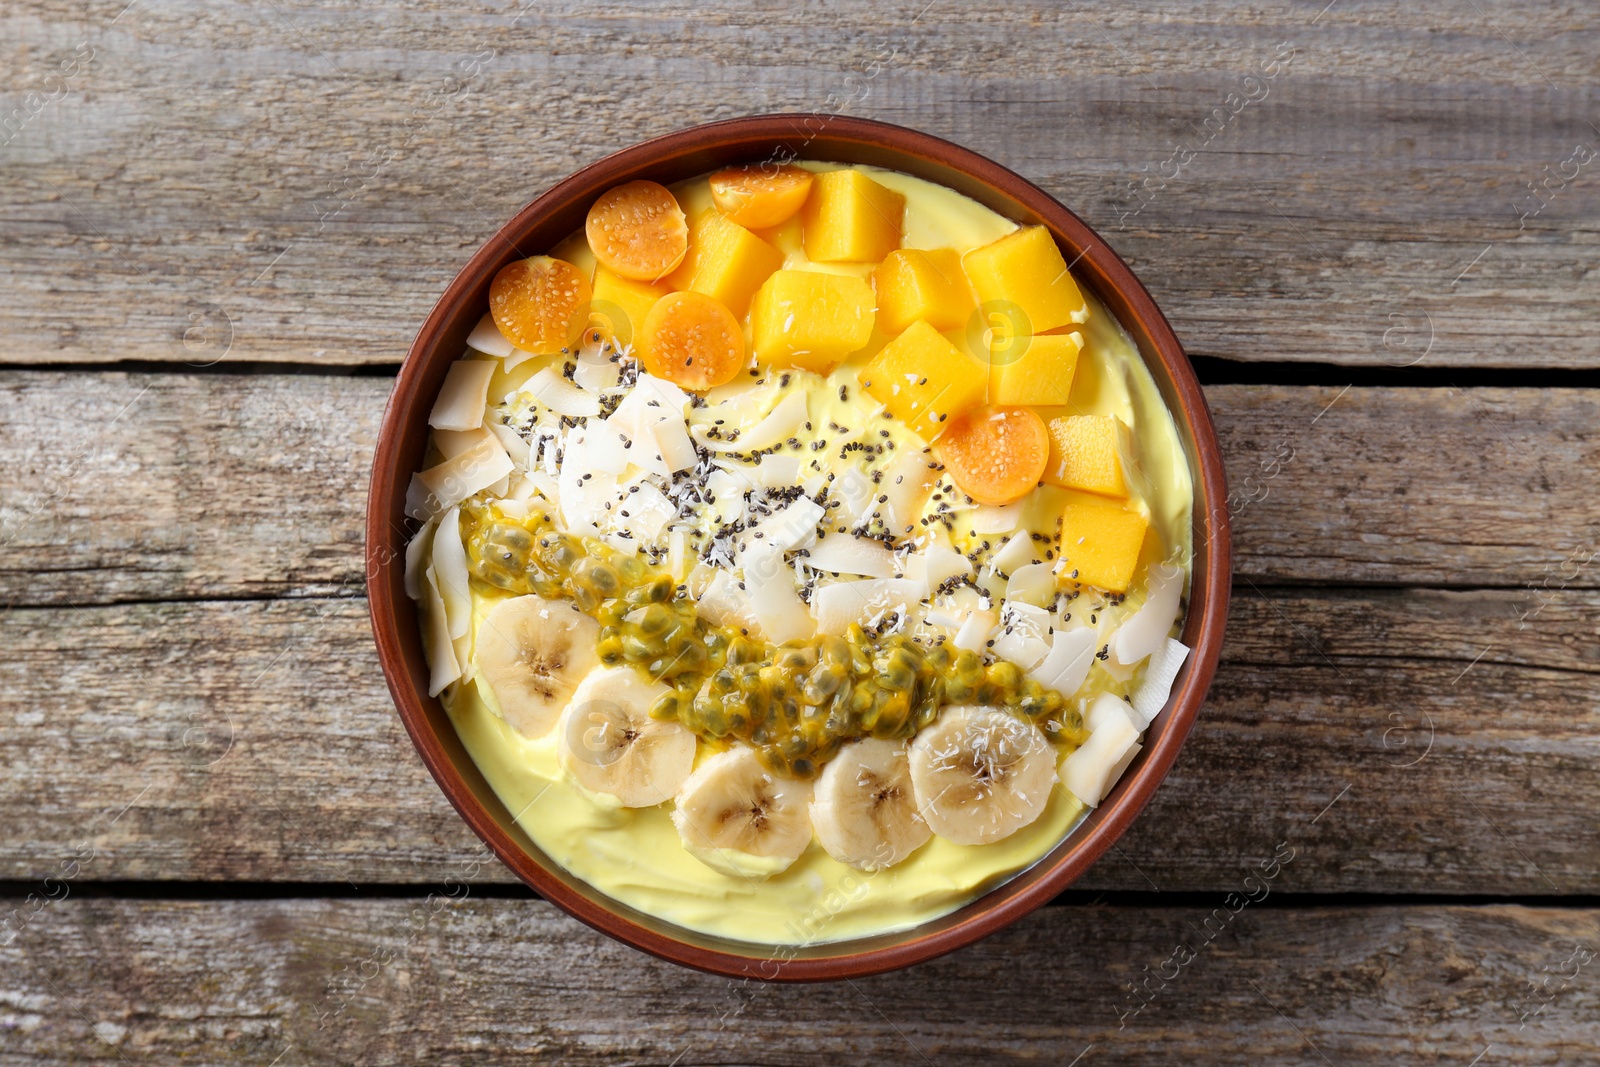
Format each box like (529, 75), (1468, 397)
(1, 588), (1594, 891)
(2, 2), (1597, 366)
(1, 899), (1595, 1064)
(2, 372), (1596, 609)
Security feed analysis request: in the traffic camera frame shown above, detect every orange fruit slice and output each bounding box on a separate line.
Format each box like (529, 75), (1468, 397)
(489, 256), (592, 353)
(937, 406), (1050, 507)
(585, 180), (689, 281)
(637, 291), (745, 391)
(708, 164), (815, 229)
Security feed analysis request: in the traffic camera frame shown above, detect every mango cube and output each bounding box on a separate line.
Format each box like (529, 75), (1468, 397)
(1044, 415), (1129, 498)
(667, 209), (784, 317)
(962, 225), (1088, 335)
(751, 270), (876, 373)
(801, 169), (905, 263)
(871, 248), (975, 334)
(1057, 491), (1148, 594)
(860, 321), (987, 440)
(988, 330), (1082, 406)
(591, 264), (668, 346)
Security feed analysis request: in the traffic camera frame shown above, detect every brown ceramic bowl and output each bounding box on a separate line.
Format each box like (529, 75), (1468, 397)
(367, 114), (1230, 981)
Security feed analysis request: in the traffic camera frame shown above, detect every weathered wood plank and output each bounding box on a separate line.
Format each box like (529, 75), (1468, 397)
(0, 899), (1594, 1064)
(2, 372), (1596, 608)
(1, 588), (1594, 891)
(2, 3), (1597, 366)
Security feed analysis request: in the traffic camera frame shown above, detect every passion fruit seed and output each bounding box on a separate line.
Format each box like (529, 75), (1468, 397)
(460, 503), (1086, 777)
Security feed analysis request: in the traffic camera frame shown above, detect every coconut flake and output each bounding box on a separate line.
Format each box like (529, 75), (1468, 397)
(430, 360), (497, 431)
(968, 501), (1025, 534)
(1031, 626), (1099, 696)
(527, 367), (602, 418)
(1006, 561), (1056, 607)
(1059, 696), (1141, 807)
(1109, 563), (1184, 666)
(757, 453), (803, 488)
(749, 498), (825, 554)
(465, 313), (514, 358)
(636, 373), (692, 416)
(573, 348), (622, 393)
(421, 564), (462, 697)
(924, 543), (973, 589)
(418, 431), (514, 510)
(810, 577), (930, 635)
(1130, 638), (1190, 725)
(616, 481), (676, 542)
(484, 421), (531, 470)
(1086, 690), (1140, 733)
(652, 416), (698, 474)
(700, 390), (808, 453)
(667, 527), (689, 580)
(404, 518), (437, 600)
(433, 426), (491, 461)
(991, 600), (1053, 671)
(705, 468), (751, 524)
(698, 570), (759, 634)
(502, 348), (540, 374)
(743, 546), (815, 644)
(557, 461), (618, 537)
(432, 506), (472, 640)
(831, 464), (877, 527)
(991, 530), (1038, 574)
(879, 450), (939, 532)
(570, 423), (630, 475)
(952, 607), (999, 653)
(406, 473), (440, 522)
(804, 535), (898, 579)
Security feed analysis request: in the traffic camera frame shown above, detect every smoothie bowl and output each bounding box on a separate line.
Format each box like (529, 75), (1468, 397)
(367, 115), (1229, 980)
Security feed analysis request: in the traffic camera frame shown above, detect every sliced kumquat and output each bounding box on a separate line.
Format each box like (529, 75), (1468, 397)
(585, 180), (689, 281)
(708, 164), (816, 229)
(488, 255), (592, 353)
(936, 405), (1050, 507)
(636, 291), (746, 391)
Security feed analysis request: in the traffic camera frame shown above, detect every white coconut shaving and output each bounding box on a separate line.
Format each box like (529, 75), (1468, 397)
(418, 431), (513, 511)
(465, 313), (514, 358)
(429, 360), (497, 431)
(804, 535), (898, 579)
(526, 367), (602, 418)
(1109, 563), (1184, 667)
(1130, 638), (1190, 726)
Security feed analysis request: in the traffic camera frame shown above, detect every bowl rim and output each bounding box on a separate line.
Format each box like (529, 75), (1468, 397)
(367, 113), (1231, 982)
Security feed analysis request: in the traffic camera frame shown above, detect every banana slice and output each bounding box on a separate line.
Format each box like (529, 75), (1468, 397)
(809, 738), (930, 871)
(473, 595), (601, 739)
(558, 666), (697, 807)
(673, 746), (813, 877)
(908, 705), (1056, 846)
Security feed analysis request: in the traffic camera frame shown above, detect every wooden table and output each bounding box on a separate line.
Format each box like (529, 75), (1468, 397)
(3, 2), (1597, 1062)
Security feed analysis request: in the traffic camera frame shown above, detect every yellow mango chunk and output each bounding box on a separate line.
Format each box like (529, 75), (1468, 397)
(751, 270), (876, 373)
(591, 264), (668, 346)
(860, 321), (988, 441)
(667, 210), (784, 318)
(871, 248), (975, 335)
(989, 330), (1082, 406)
(1057, 491), (1148, 594)
(1044, 415), (1129, 498)
(801, 169), (906, 263)
(962, 225), (1088, 335)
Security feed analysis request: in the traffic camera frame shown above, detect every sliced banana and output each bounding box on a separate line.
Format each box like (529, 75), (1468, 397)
(473, 595), (600, 739)
(908, 705), (1056, 846)
(809, 738), (930, 871)
(558, 666), (697, 807)
(673, 746), (813, 877)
